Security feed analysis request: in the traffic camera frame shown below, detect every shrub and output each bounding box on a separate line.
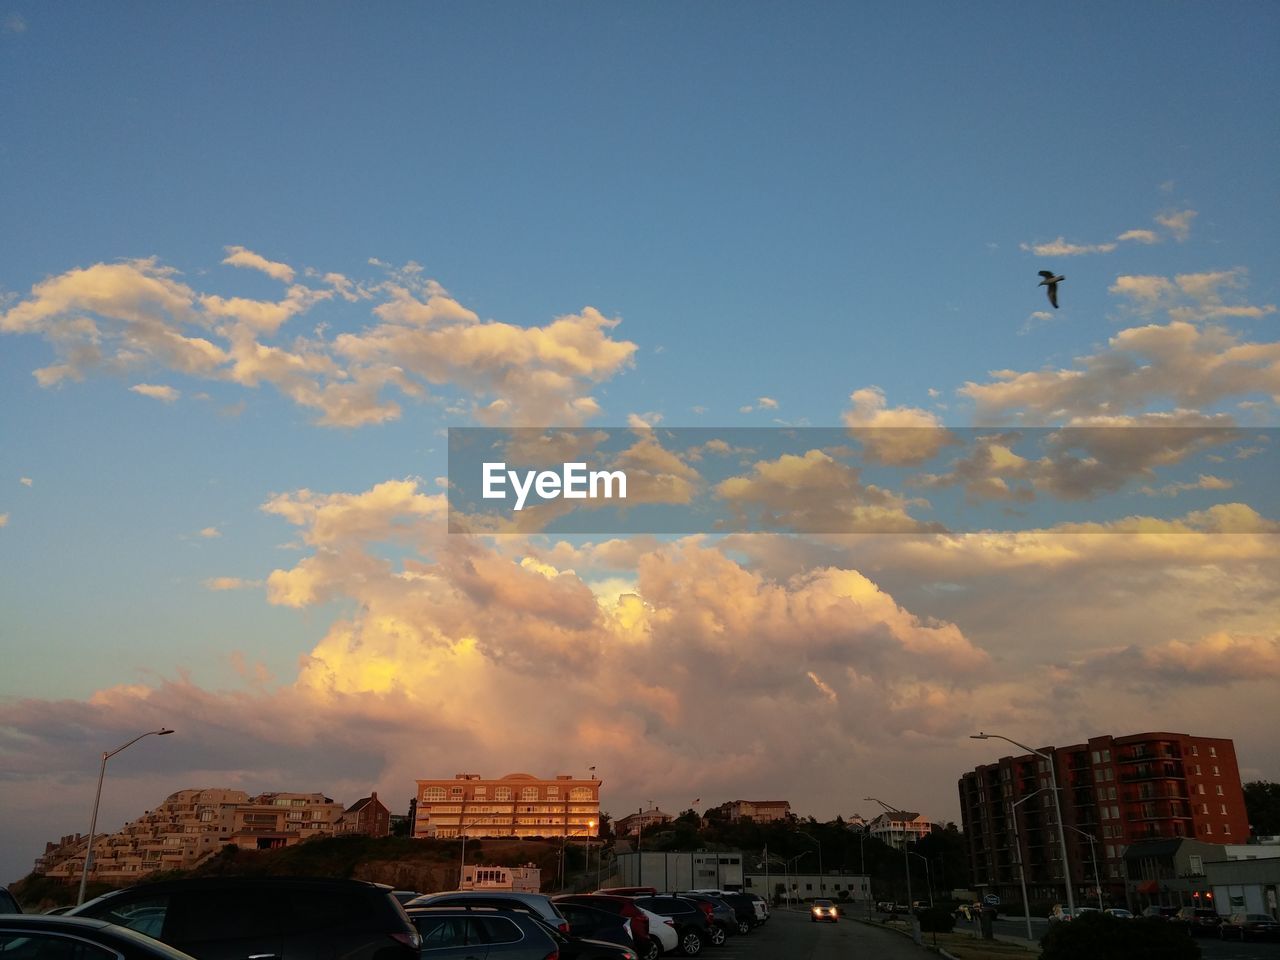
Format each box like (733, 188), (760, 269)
(917, 905), (957, 933)
(1040, 913), (1201, 960)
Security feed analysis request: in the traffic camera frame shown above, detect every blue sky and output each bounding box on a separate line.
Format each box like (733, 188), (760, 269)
(1, 2), (1278, 886)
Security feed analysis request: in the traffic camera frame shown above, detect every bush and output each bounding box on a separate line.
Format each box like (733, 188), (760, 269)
(917, 905), (956, 933)
(1040, 913), (1201, 960)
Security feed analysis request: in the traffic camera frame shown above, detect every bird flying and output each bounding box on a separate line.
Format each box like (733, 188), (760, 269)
(1038, 270), (1065, 308)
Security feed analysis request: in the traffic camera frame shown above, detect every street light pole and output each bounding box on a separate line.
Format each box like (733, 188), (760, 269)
(77, 728), (173, 905)
(971, 732), (1076, 917)
(1064, 824), (1103, 910)
(865, 798), (913, 912)
(458, 815), (491, 888)
(1011, 787), (1050, 940)
(796, 830), (823, 899)
(907, 851), (933, 906)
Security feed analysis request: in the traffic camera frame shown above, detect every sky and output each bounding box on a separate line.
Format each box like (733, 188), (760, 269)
(1, 2), (1278, 886)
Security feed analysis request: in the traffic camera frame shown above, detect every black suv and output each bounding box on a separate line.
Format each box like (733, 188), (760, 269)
(69, 876), (420, 960)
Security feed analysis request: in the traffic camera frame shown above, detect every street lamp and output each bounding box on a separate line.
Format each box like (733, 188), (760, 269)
(458, 815), (492, 888)
(1064, 824), (1103, 911)
(971, 732), (1075, 917)
(77, 728), (174, 905)
(865, 798), (913, 912)
(1010, 787), (1050, 940)
(907, 850), (933, 907)
(786, 851), (810, 907)
(796, 830), (824, 899)
(560, 820), (597, 892)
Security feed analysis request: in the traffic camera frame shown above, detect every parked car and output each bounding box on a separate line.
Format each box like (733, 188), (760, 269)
(630, 895), (712, 956)
(409, 891), (570, 934)
(0, 887), (20, 914)
(389, 890), (421, 905)
(0, 915), (201, 960)
(673, 893), (736, 944)
(709, 892), (758, 933)
(1140, 904), (1180, 920)
(746, 893), (769, 923)
(409, 904), (560, 959)
(810, 899), (839, 923)
(552, 901), (637, 951)
(1218, 913), (1280, 942)
(635, 904), (679, 959)
(1104, 907), (1134, 919)
(1177, 907), (1224, 935)
(531, 917), (638, 960)
(69, 875), (420, 960)
(553, 895), (650, 956)
(594, 888), (657, 898)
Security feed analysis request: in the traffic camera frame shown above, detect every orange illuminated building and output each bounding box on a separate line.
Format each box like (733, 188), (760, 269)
(413, 772), (601, 841)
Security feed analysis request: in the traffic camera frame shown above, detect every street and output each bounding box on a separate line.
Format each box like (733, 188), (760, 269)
(710, 908), (928, 960)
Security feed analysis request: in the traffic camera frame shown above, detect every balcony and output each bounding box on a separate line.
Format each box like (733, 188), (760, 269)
(1118, 761), (1185, 782)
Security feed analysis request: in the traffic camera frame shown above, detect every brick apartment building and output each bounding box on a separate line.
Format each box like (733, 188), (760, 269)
(959, 731), (1249, 909)
(413, 773), (601, 842)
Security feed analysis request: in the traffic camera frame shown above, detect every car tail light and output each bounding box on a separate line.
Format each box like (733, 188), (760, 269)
(557, 920), (570, 934)
(664, 919), (676, 928)
(541, 952), (559, 960)
(696, 902), (714, 920)
(390, 931), (421, 949)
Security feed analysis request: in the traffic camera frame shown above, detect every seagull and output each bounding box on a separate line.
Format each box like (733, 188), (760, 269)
(1038, 270), (1065, 308)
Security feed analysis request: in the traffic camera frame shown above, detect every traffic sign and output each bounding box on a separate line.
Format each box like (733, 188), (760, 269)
(983, 894), (1001, 907)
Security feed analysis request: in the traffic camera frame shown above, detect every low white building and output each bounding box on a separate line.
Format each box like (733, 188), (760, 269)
(461, 863), (541, 893)
(614, 851), (744, 891)
(743, 870), (870, 906)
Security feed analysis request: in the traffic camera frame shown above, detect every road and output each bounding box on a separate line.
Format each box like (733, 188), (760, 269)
(709, 907), (927, 960)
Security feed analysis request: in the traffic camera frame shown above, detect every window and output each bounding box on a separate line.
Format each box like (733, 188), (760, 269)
(570, 786), (592, 800)
(423, 786), (446, 802)
(1189, 854), (1203, 873)
(521, 787), (538, 801)
(450, 786), (463, 797)
(1194, 764), (1201, 775)
(494, 786), (512, 801)
(1198, 784), (1205, 795)
(1102, 749), (1110, 762)
(0, 933), (117, 959)
(1209, 747), (1217, 758)
(1092, 751), (1101, 764)
(547, 786), (559, 798)
(1220, 804), (1227, 815)
(474, 786), (486, 798)
(1223, 824), (1230, 835)
(1201, 803), (1209, 814)
(1191, 745), (1199, 756)
(1212, 766), (1220, 776)
(1216, 786), (1224, 796)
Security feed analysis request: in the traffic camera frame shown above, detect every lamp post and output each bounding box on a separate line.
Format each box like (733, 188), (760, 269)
(560, 820), (597, 892)
(458, 815), (492, 888)
(1010, 787), (1050, 940)
(865, 798), (913, 912)
(971, 732), (1075, 917)
(77, 728), (174, 905)
(786, 851), (810, 907)
(1064, 824), (1103, 911)
(796, 830), (824, 899)
(907, 850), (933, 907)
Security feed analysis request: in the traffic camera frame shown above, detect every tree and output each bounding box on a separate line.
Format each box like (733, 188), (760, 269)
(1244, 781), (1280, 836)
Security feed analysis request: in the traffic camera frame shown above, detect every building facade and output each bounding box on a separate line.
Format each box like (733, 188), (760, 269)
(615, 807), (675, 839)
(867, 811), (934, 850)
(40, 787), (346, 884)
(615, 851), (744, 891)
(715, 800), (792, 823)
(959, 731), (1250, 909)
(413, 772), (600, 841)
(743, 870), (870, 905)
(337, 791), (391, 838)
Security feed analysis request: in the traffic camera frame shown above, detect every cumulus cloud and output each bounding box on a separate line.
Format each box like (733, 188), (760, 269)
(1, 254), (639, 428)
(20, 477), (33, 487)
(1077, 631), (1280, 687)
(842, 387), (956, 465)
(130, 383), (180, 403)
(0, 513), (8, 528)
(222, 246), (296, 284)
(1156, 209), (1197, 241)
(1116, 229), (1159, 244)
(961, 322), (1280, 423)
(715, 448), (942, 532)
(198, 526), (221, 539)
